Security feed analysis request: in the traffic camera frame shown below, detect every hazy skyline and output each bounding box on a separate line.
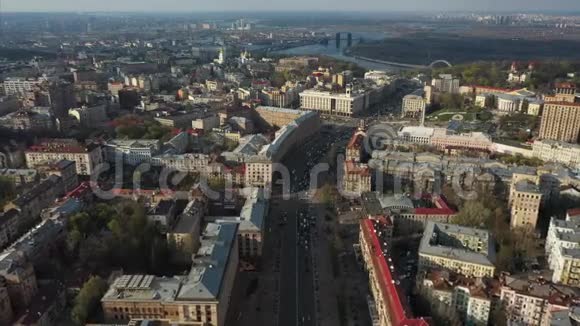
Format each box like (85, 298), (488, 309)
(3, 0), (580, 13)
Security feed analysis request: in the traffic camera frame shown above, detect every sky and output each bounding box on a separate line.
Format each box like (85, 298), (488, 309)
(3, 0), (580, 13)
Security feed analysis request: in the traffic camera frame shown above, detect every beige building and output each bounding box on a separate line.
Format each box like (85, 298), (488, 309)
(102, 223), (239, 326)
(431, 129), (493, 152)
(418, 222), (496, 278)
(245, 160), (272, 188)
(527, 100), (543, 116)
(342, 161), (371, 196)
(500, 274), (580, 326)
(255, 106), (303, 128)
(300, 88), (368, 117)
(532, 140), (580, 170)
(421, 271), (492, 326)
(431, 74), (460, 94)
(401, 91), (427, 119)
(539, 102), (580, 143)
(152, 154), (210, 174)
(509, 175), (543, 229)
(25, 139), (103, 176)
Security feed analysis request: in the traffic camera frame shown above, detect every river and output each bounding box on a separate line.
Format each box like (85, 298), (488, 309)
(270, 31), (405, 71)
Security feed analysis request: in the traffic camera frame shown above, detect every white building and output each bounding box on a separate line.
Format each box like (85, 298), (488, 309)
(401, 90), (427, 119)
(104, 139), (161, 165)
(398, 126), (434, 145)
(496, 94), (522, 113)
(151, 153), (210, 174)
(300, 87), (368, 117)
(431, 74), (460, 94)
(532, 140), (580, 170)
(546, 210), (580, 285)
(3, 77), (47, 95)
(25, 140), (103, 176)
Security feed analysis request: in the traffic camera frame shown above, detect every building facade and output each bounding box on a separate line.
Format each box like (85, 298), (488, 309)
(539, 102), (580, 143)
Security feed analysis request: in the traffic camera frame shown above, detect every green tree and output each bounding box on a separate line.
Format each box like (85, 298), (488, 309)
(452, 201), (492, 228)
(71, 276), (108, 325)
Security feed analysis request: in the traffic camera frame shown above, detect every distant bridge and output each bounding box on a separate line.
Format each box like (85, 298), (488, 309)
(429, 60), (453, 68)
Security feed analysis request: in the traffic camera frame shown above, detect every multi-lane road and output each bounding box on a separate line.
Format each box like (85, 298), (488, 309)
(276, 123), (354, 326)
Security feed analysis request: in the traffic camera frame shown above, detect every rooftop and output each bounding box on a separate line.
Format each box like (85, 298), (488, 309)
(103, 222), (238, 303)
(419, 221), (495, 267)
(360, 219), (432, 326)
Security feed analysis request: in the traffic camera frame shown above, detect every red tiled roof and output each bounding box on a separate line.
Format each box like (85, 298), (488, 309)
(345, 161), (370, 176)
(555, 82), (576, 89)
(361, 219), (431, 326)
(66, 182), (91, 199)
(413, 195), (456, 216)
(347, 132), (364, 149)
(567, 208), (580, 218)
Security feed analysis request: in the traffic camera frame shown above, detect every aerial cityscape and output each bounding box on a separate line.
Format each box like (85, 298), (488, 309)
(1, 2), (580, 326)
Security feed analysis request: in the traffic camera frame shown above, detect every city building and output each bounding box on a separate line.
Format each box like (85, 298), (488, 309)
(527, 100), (543, 116)
(151, 153), (210, 174)
(36, 159), (79, 193)
(539, 102), (580, 143)
(0, 169), (38, 187)
(192, 115), (220, 131)
(373, 194), (457, 234)
(342, 161), (372, 196)
(546, 209), (580, 285)
(103, 139), (161, 165)
(418, 222), (496, 278)
(500, 274), (580, 326)
(102, 223), (239, 326)
(401, 89), (427, 119)
(0, 109), (54, 132)
(212, 188), (268, 258)
(421, 270), (493, 326)
(167, 199), (204, 264)
(0, 210), (19, 249)
(431, 129), (493, 152)
(532, 140), (580, 170)
(346, 131), (365, 162)
(299, 87), (372, 117)
(431, 74), (460, 94)
(68, 105), (108, 128)
(25, 139), (103, 176)
(48, 80), (76, 118)
(508, 177), (543, 229)
(496, 94), (522, 113)
(4, 175), (65, 225)
(2, 77), (46, 96)
(147, 200), (177, 231)
(546, 82), (577, 103)
(359, 218), (431, 326)
(255, 106), (304, 128)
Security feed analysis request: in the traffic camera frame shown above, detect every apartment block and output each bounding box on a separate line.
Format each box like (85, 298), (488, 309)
(102, 223), (239, 326)
(359, 219), (431, 326)
(421, 270), (493, 326)
(539, 102), (580, 143)
(25, 139), (103, 176)
(418, 222), (495, 278)
(500, 274), (580, 326)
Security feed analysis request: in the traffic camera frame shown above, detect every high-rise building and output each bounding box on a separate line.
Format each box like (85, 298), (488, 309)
(431, 74), (460, 94)
(539, 102), (580, 143)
